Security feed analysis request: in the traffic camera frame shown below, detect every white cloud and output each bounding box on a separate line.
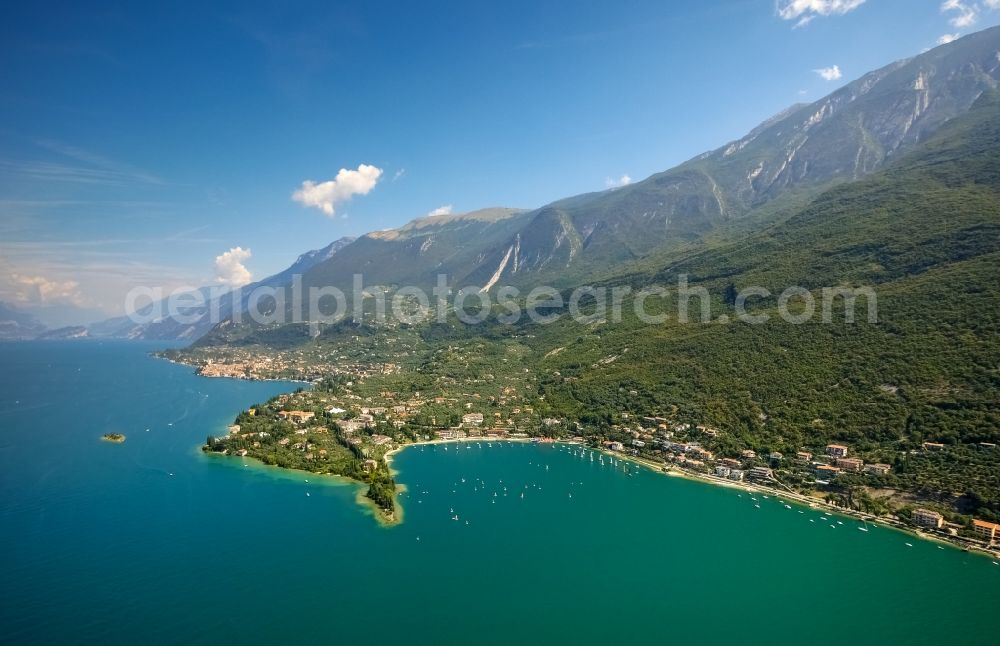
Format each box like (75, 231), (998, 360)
(392, 168), (406, 181)
(605, 174), (632, 188)
(9, 273), (84, 305)
(814, 65), (843, 81)
(427, 204), (453, 217)
(214, 247), (253, 287)
(292, 164), (383, 217)
(937, 32), (961, 44)
(0, 244), (211, 316)
(939, 1), (1000, 31)
(778, 0), (866, 27)
(942, 0), (977, 27)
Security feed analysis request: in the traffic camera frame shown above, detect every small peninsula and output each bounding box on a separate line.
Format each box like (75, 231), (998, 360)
(203, 378), (401, 522)
(193, 358), (1000, 556)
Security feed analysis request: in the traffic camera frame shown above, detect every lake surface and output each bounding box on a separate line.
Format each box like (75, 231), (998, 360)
(1, 341), (998, 645)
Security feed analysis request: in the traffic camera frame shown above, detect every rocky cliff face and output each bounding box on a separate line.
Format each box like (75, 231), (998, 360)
(476, 27), (1000, 285)
(197, 28), (1000, 342)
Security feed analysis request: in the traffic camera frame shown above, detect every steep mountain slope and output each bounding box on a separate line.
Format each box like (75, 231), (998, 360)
(255, 237), (358, 290)
(474, 26), (1000, 287)
(278, 28), (1000, 303)
(299, 208), (530, 292)
(177, 90), (1000, 515)
(199, 28), (1000, 345)
(528, 89), (1000, 509)
(90, 237), (355, 340)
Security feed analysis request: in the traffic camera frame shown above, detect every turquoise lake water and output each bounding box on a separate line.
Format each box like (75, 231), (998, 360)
(1, 341), (998, 645)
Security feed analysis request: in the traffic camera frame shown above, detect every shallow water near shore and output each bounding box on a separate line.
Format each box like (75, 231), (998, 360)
(1, 341), (998, 645)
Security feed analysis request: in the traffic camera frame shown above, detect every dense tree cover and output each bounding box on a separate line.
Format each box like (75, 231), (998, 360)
(205, 402), (366, 480)
(522, 94), (1000, 509)
(183, 92), (1000, 520)
(366, 466), (396, 513)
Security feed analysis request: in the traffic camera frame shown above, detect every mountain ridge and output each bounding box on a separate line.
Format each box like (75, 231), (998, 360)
(0, 302), (48, 341)
(173, 90), (1000, 522)
(476, 26), (1000, 286)
(88, 236), (356, 341)
(192, 26), (1000, 338)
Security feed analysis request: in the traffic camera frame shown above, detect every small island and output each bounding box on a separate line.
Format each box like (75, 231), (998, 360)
(101, 433), (126, 443)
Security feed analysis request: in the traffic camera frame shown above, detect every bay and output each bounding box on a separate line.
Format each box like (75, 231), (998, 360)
(1, 341), (997, 645)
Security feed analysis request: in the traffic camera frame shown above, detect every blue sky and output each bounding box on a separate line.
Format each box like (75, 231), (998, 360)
(2, 0), (998, 320)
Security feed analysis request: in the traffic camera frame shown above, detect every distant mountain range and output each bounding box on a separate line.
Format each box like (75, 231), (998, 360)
(87, 237), (355, 341)
(0, 302), (48, 341)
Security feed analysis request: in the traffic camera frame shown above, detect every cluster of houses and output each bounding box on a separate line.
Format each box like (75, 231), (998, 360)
(807, 444), (892, 482)
(193, 344), (404, 383)
(308, 379), (538, 438)
(266, 384), (535, 454)
(911, 508), (1000, 544)
(598, 423), (1000, 546)
(601, 419), (899, 488)
(462, 412), (484, 426)
(277, 410), (315, 424)
(622, 424), (1000, 545)
(434, 427), (535, 441)
(222, 419), (329, 461)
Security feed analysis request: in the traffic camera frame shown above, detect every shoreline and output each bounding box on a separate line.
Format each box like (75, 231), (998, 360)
(586, 444), (1000, 560)
(386, 437), (1000, 559)
(382, 436), (542, 468)
(152, 353), (316, 385)
(204, 418), (1000, 557)
(383, 437), (542, 523)
(171, 346), (998, 556)
(198, 446), (402, 526)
